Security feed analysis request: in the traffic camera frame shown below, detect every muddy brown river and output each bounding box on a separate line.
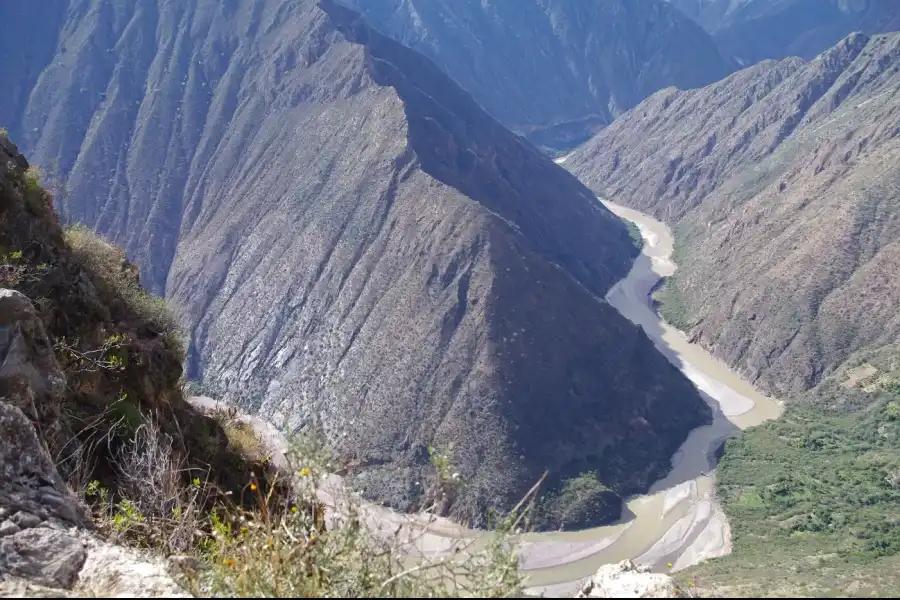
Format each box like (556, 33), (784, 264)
(190, 197), (784, 597)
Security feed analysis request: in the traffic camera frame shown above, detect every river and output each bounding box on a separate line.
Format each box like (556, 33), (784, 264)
(189, 197), (783, 597)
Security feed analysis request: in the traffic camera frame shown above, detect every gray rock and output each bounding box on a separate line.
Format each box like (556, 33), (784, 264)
(0, 528), (87, 589)
(75, 539), (191, 598)
(0, 519), (20, 536)
(346, 0), (735, 149)
(0, 289), (68, 408)
(9, 511), (41, 529)
(0, 290), (91, 532)
(39, 494), (82, 525)
(569, 31), (900, 398)
(0, 402), (88, 529)
(0, 132), (28, 172)
(0, 576), (75, 598)
(666, 0), (900, 64)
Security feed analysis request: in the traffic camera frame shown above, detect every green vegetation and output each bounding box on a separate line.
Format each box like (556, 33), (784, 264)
(81, 411), (525, 597)
(209, 405), (271, 463)
(651, 227), (696, 332)
(682, 374), (900, 597)
(64, 223), (185, 355)
(23, 166), (49, 215)
(0, 149), (281, 549)
(653, 278), (694, 332)
(532, 471), (619, 530)
(625, 220), (643, 250)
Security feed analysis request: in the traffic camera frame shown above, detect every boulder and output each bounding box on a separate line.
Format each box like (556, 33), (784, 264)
(0, 528), (86, 589)
(576, 560), (680, 598)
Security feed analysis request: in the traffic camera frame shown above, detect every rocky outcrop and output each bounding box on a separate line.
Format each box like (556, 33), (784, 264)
(576, 560), (680, 598)
(569, 31), (900, 397)
(346, 0), (734, 149)
(0, 129), (277, 514)
(0, 399), (88, 589)
(74, 540), (190, 598)
(0, 290), (90, 588)
(0, 1), (711, 528)
(0, 289), (185, 596)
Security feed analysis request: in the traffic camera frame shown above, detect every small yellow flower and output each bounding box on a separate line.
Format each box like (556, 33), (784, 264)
(309, 534), (317, 543)
(223, 558), (236, 568)
(299, 466), (311, 477)
(250, 482), (258, 491)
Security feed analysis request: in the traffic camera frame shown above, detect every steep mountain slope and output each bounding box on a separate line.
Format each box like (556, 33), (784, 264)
(0, 0), (710, 528)
(344, 0), (734, 150)
(0, 132), (269, 517)
(666, 0), (900, 64)
(569, 31), (900, 399)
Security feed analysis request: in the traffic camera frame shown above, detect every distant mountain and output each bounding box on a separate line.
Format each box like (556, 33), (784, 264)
(0, 0), (710, 528)
(569, 31), (900, 398)
(344, 0), (735, 150)
(666, 0), (900, 64)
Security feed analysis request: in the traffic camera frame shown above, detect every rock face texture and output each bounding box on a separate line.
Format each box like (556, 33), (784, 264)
(575, 560), (679, 598)
(666, 0), (900, 65)
(0, 393), (89, 589)
(0, 132), (264, 501)
(569, 32), (900, 398)
(0, 290), (187, 597)
(0, 1), (711, 528)
(346, 0), (735, 149)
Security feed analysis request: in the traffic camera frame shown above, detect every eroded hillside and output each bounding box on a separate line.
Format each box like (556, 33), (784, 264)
(0, 0), (711, 528)
(346, 0), (734, 149)
(569, 30), (900, 399)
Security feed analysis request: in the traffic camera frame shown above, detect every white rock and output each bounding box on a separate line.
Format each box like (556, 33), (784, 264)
(575, 560), (679, 598)
(75, 539), (191, 598)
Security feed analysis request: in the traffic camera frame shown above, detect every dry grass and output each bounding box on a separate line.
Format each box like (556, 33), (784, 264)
(77, 410), (527, 598)
(209, 405), (270, 463)
(63, 224), (185, 355)
(81, 415), (217, 555)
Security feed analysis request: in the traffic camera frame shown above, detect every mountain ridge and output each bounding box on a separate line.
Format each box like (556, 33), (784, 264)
(344, 0), (735, 149)
(568, 30), (900, 398)
(666, 0), (900, 64)
(0, 0), (711, 528)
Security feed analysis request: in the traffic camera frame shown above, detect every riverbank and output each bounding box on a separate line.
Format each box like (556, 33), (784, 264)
(188, 199), (783, 596)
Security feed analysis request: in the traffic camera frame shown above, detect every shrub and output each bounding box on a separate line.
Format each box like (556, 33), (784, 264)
(625, 220), (643, 250)
(83, 415), (217, 554)
(532, 471), (619, 530)
(80, 409), (526, 598)
(63, 223), (186, 355)
(22, 166), (50, 215)
(199, 436), (524, 598)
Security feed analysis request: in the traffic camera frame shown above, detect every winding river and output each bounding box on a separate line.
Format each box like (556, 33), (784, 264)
(189, 196), (783, 596)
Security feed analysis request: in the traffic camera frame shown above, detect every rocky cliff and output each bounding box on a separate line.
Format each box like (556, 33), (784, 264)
(0, 133), (260, 495)
(345, 0), (735, 150)
(0, 136), (253, 596)
(667, 0), (900, 65)
(569, 31), (900, 398)
(0, 1), (711, 528)
(0, 297), (186, 597)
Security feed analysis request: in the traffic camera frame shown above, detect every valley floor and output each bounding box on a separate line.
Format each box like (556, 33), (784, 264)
(191, 199), (784, 595)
